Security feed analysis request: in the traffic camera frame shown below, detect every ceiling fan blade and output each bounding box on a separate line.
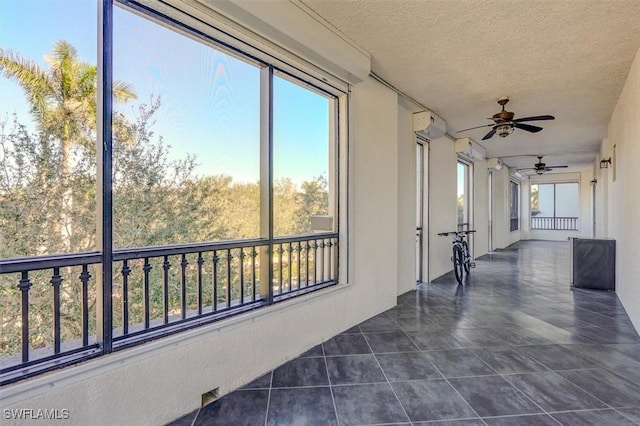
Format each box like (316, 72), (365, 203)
(513, 115), (555, 123)
(481, 128), (497, 140)
(514, 122), (543, 133)
(456, 123), (494, 133)
(546, 165), (569, 169)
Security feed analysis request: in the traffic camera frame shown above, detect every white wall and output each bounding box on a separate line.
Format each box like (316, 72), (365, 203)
(490, 167), (521, 249)
(428, 136), (458, 280)
(1, 77), (402, 426)
(473, 159), (489, 258)
(599, 45), (640, 331)
(396, 100), (418, 295)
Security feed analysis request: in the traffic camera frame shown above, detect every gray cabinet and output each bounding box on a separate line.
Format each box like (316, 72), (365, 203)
(571, 238), (615, 290)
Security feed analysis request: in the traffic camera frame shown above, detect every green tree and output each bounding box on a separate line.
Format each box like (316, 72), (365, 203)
(0, 41), (136, 251)
(297, 175), (329, 232)
(0, 40), (136, 174)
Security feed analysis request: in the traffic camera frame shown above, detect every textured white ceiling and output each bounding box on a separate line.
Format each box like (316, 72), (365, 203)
(300, 0), (640, 170)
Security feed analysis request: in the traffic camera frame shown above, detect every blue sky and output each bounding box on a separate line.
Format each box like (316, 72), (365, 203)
(0, 0), (329, 184)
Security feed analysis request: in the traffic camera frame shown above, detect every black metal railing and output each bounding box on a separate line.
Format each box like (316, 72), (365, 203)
(531, 216), (578, 230)
(0, 233), (338, 385)
(510, 218), (519, 232)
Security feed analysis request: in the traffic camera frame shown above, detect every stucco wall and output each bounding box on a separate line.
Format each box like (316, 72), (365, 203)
(473, 159), (489, 258)
(428, 136), (458, 280)
(1, 77), (401, 426)
(491, 167), (521, 249)
(601, 45), (640, 331)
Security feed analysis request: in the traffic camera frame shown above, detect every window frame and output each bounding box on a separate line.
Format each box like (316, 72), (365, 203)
(530, 182), (579, 231)
(0, 0), (349, 385)
(510, 180), (519, 232)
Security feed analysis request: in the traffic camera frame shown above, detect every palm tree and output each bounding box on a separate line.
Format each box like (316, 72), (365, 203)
(0, 40), (136, 250)
(0, 40), (136, 174)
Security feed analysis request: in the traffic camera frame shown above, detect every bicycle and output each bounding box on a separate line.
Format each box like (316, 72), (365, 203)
(437, 230), (476, 285)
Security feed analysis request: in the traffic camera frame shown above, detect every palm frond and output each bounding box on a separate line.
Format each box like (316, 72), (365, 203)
(113, 81), (137, 103)
(0, 47), (53, 117)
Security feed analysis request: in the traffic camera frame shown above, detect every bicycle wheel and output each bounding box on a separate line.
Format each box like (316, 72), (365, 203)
(462, 241), (471, 273)
(453, 245), (464, 285)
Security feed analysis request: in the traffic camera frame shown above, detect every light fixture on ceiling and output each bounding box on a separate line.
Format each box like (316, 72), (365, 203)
(496, 124), (514, 138)
(600, 157), (612, 169)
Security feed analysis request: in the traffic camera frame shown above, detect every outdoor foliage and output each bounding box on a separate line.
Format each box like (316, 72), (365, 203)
(0, 42), (329, 358)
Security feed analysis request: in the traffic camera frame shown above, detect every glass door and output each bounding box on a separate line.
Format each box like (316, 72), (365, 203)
(416, 140), (428, 283)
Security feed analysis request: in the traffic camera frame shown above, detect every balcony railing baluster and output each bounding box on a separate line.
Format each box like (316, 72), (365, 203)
(197, 252), (204, 316)
(531, 216), (578, 230)
(51, 268), (62, 354)
(143, 258), (151, 329)
(122, 261), (131, 335)
(239, 249), (245, 304)
(297, 242), (301, 290)
(226, 250), (232, 308)
(162, 256), (170, 324)
(1, 234), (337, 385)
(287, 243), (292, 293)
(79, 265), (91, 347)
(180, 254), (188, 320)
(18, 272), (32, 363)
(251, 247), (257, 301)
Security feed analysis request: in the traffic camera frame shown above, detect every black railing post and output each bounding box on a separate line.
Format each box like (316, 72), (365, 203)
(143, 258), (151, 329)
(50, 267), (63, 354)
(18, 271), (32, 363)
(197, 252), (204, 316)
(80, 265), (92, 347)
(162, 256), (170, 324)
(213, 251), (219, 311)
(121, 261), (131, 335)
(180, 254), (188, 320)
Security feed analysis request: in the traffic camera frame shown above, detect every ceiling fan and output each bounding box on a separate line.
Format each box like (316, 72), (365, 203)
(457, 97), (555, 140)
(518, 156), (569, 175)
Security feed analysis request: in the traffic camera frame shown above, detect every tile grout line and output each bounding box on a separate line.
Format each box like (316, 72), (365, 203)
(322, 342), (341, 426)
(402, 330), (488, 425)
(540, 369), (620, 413)
(188, 407), (201, 426)
(361, 331), (412, 424)
(263, 370), (274, 426)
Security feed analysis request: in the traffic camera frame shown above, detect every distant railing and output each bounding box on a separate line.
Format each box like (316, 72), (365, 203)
(531, 217), (578, 230)
(0, 233), (338, 385)
(510, 218), (519, 232)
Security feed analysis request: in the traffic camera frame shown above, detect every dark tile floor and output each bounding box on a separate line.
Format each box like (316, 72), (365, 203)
(168, 241), (640, 425)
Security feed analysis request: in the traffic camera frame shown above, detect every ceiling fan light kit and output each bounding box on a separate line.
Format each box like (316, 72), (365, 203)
(457, 97), (554, 140)
(518, 155), (569, 175)
(496, 124), (514, 138)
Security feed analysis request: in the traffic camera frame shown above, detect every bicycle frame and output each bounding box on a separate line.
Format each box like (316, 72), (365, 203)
(438, 230), (476, 285)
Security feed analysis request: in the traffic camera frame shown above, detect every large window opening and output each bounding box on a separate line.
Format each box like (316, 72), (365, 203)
(457, 161), (470, 229)
(510, 180), (520, 231)
(0, 0), (344, 385)
(0, 0), (100, 375)
(530, 183), (579, 230)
